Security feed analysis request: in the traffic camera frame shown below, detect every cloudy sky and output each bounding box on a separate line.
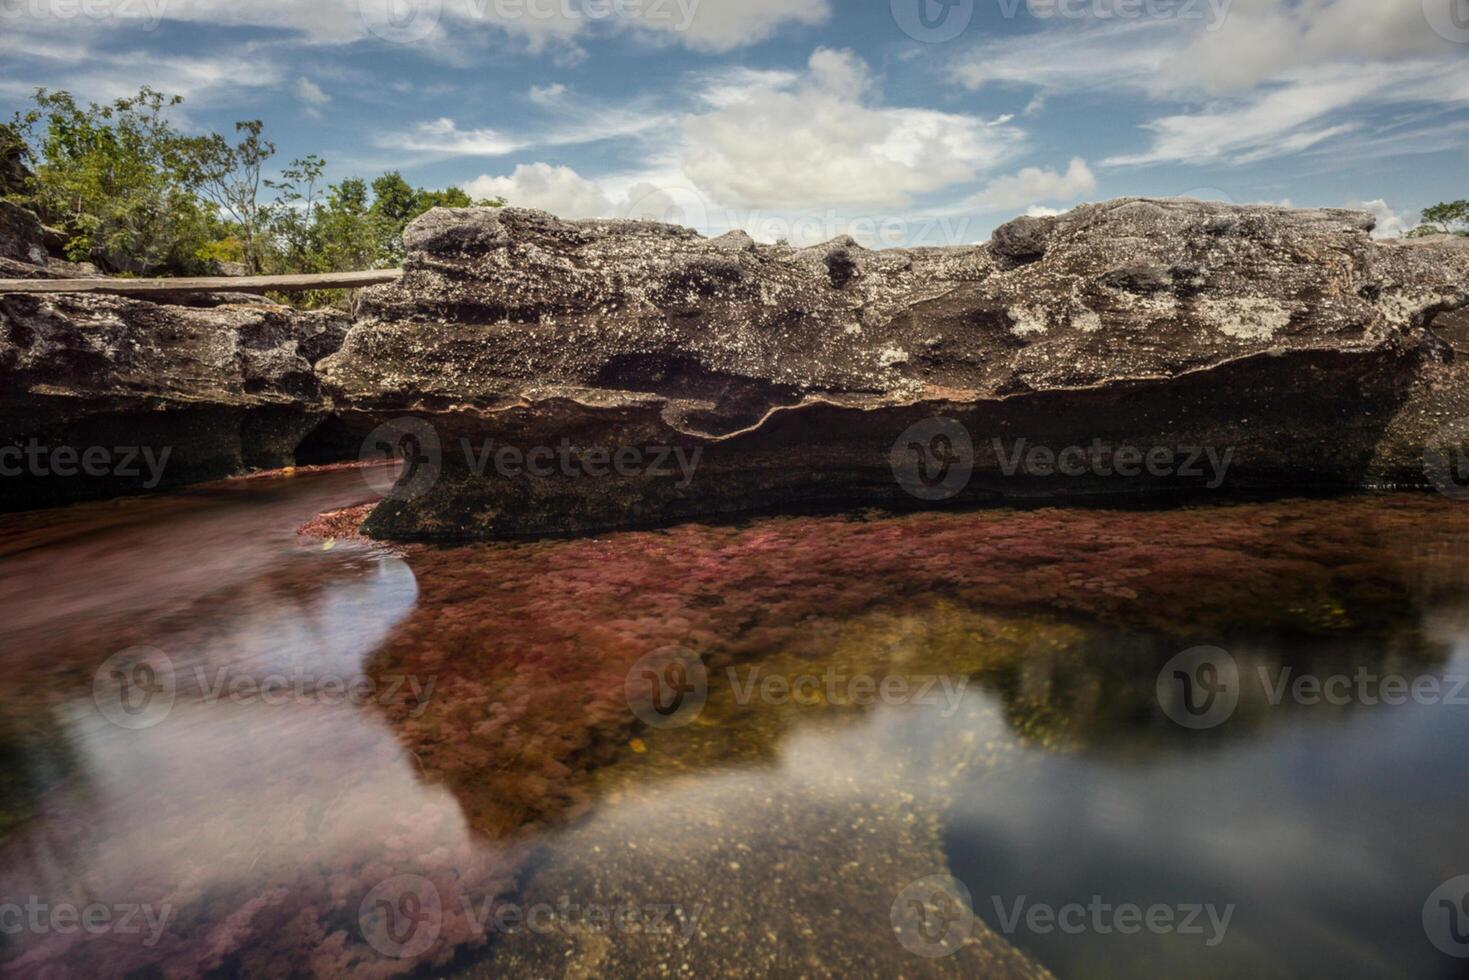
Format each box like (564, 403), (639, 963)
(2, 0), (1467, 245)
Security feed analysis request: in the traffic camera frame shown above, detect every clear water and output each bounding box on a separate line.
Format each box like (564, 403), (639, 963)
(2, 467), (1468, 978)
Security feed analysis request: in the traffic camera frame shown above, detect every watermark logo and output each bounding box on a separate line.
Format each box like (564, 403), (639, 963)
(1424, 0), (1469, 44)
(621, 182), (711, 232)
(892, 0), (974, 42)
(0, 897), (173, 947)
(462, 438), (702, 487)
(93, 647), (176, 731)
(1017, 0), (1230, 27)
(1424, 418), (1469, 500)
(0, 0), (168, 30)
(891, 874), (975, 958)
(727, 667), (968, 716)
(358, 0), (443, 42)
(361, 417), (442, 501)
(625, 645), (709, 730)
(1156, 646), (1239, 730)
(0, 440), (172, 488)
(891, 418), (974, 501)
(360, 875), (443, 959)
(1259, 666), (1467, 709)
(994, 439), (1234, 488)
(1424, 876), (1469, 957)
(92, 650), (437, 729)
(459, 893), (705, 941)
(991, 896), (1233, 946)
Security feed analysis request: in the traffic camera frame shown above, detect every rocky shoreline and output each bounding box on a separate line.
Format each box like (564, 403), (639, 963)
(4, 197), (1468, 533)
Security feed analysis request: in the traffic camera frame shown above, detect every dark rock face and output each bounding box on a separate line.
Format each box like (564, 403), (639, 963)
(320, 199), (1469, 540)
(0, 125), (27, 197)
(0, 293), (351, 509)
(0, 200), (49, 268)
(7, 198), (1466, 525)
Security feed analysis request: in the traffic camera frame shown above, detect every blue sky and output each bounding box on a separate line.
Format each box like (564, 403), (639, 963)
(2, 0), (1467, 245)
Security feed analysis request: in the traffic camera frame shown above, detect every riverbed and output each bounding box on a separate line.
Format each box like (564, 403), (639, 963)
(2, 466), (1467, 978)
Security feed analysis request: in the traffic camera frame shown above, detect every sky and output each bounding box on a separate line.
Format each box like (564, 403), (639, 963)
(1, 0), (1467, 246)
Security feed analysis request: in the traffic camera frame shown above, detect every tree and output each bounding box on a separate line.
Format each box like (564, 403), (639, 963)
(313, 177), (395, 273)
(185, 120), (276, 273)
(9, 87), (216, 273)
(369, 171), (497, 261)
(1413, 200), (1469, 237)
(266, 154), (326, 273)
(8, 87), (510, 287)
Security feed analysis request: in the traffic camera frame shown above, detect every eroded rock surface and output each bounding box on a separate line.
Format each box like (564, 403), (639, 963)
(0, 292), (351, 508)
(321, 199), (1469, 539)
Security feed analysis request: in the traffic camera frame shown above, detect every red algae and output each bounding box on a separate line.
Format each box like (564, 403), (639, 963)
(298, 503), (378, 542)
(368, 494), (1469, 840)
(8, 475), (1469, 979)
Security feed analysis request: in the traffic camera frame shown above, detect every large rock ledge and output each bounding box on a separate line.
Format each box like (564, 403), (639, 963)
(319, 198), (1469, 539)
(0, 291), (352, 508)
(5, 196), (1468, 526)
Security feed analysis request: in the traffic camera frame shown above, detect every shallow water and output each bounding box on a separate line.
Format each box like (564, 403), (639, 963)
(2, 468), (1469, 978)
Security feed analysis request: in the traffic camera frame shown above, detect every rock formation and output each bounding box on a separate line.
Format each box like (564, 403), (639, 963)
(6, 196), (1467, 524)
(0, 124), (27, 198)
(319, 199), (1469, 539)
(0, 289), (353, 508)
(0, 200), (51, 276)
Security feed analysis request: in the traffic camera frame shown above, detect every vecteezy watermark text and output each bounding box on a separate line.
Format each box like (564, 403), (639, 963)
(1157, 645), (1469, 730)
(462, 438), (702, 488)
(624, 646), (968, 730)
(890, 417), (1237, 502)
(358, 875), (704, 959)
(0, 897), (172, 948)
(990, 895), (1234, 947)
(0, 0), (166, 30)
(892, 0), (1230, 43)
(357, 0), (701, 44)
(0, 440), (171, 488)
(994, 438), (1234, 488)
(92, 647), (437, 730)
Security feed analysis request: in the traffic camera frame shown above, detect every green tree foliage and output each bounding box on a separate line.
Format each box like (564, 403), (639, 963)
(9, 88), (219, 274)
(183, 120), (276, 273)
(1411, 200), (1469, 237)
(7, 87), (506, 299)
(369, 171), (497, 261)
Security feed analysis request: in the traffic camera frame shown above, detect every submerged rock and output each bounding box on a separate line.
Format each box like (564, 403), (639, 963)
(0, 292), (352, 509)
(321, 199), (1469, 539)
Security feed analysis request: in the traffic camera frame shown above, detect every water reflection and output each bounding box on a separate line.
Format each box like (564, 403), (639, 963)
(948, 641), (1469, 979)
(0, 470), (522, 978)
(4, 478), (1469, 977)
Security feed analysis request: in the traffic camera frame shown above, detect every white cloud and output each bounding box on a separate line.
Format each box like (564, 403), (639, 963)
(967, 157), (1096, 210)
(953, 3), (1469, 169)
(529, 83), (567, 105)
(682, 48), (1021, 210)
(0, 46), (284, 105)
(952, 21), (1172, 97)
(295, 77), (330, 105)
(376, 87), (673, 163)
(461, 49), (1028, 248)
(636, 0), (829, 51)
(0, 0), (829, 55)
(1104, 61), (1469, 167)
(378, 118), (523, 157)
(1157, 0), (1460, 93)
(1350, 198), (1419, 239)
(464, 162), (613, 217)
